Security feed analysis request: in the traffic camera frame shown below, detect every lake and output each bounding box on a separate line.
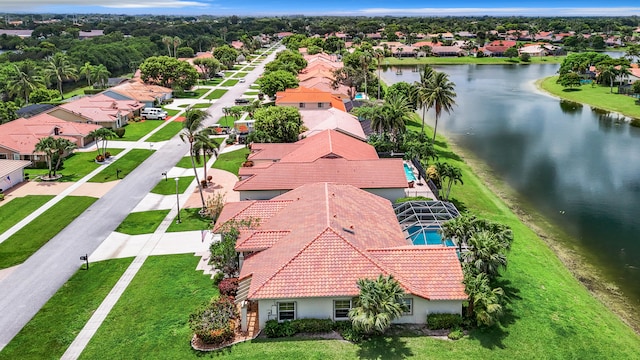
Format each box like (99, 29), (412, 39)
(382, 63), (640, 305)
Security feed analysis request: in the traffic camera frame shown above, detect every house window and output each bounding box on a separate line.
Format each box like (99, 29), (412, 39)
(318, 102), (324, 108)
(13, 154), (21, 160)
(299, 102), (305, 108)
(334, 299), (352, 319)
(0, 153), (7, 159)
(278, 302), (296, 321)
(402, 298), (413, 315)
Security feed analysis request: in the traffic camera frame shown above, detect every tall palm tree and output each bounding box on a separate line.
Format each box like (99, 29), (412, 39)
(180, 109), (210, 212)
(374, 49), (385, 99)
(89, 127), (117, 157)
(380, 92), (412, 138)
(462, 231), (509, 281)
(45, 52), (78, 100)
(424, 71), (457, 142)
(162, 36), (173, 57)
(359, 50), (373, 97)
(33, 137), (56, 178)
(463, 270), (505, 326)
(194, 136), (218, 185)
(7, 61), (45, 104)
(414, 65), (435, 133)
(436, 162), (463, 200)
(93, 64), (111, 89)
(52, 137), (77, 176)
(79, 62), (94, 87)
(173, 36), (182, 58)
(348, 275), (408, 334)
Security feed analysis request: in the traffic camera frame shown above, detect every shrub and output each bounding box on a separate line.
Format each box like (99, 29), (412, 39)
(264, 320), (296, 338)
(334, 321), (365, 343)
(104, 152), (111, 159)
(226, 137), (235, 145)
(212, 271), (224, 286)
(95, 155), (105, 162)
(218, 278), (238, 297)
(0, 194), (4, 201)
(448, 327), (464, 340)
(427, 313), (462, 329)
(631, 118), (640, 128)
(291, 318), (334, 333)
(114, 127), (126, 138)
(189, 296), (238, 345)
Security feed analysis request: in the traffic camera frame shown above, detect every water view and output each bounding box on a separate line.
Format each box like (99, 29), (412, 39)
(383, 63), (640, 304)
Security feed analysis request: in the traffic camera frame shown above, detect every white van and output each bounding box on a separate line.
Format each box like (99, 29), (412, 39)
(140, 108), (168, 120)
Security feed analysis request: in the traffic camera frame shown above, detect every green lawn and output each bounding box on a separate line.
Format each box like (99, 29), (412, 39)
(176, 156), (204, 169)
(244, 66), (255, 71)
(146, 121), (183, 142)
(212, 147), (249, 175)
(115, 210), (170, 235)
(0, 258), (133, 360)
(0, 196), (97, 269)
(172, 88), (208, 99)
(79, 254), (219, 359)
(217, 115), (236, 127)
(383, 55), (565, 66)
(166, 208), (212, 232)
(233, 72), (248, 78)
(150, 176), (195, 195)
(539, 75), (640, 119)
(177, 102), (212, 109)
(0, 195), (54, 234)
(221, 79), (239, 87)
(27, 149), (123, 182)
(199, 79), (223, 86)
(205, 89), (228, 100)
(118, 121), (165, 141)
(88, 149), (155, 183)
(164, 108), (181, 117)
(244, 91), (260, 96)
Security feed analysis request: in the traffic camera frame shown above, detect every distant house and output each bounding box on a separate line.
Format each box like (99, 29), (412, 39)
(215, 182), (466, 331)
(275, 87), (346, 112)
(0, 29), (33, 38)
(482, 40), (517, 57)
(51, 94), (143, 128)
(431, 46), (466, 57)
(15, 104), (56, 119)
(78, 30), (104, 39)
(102, 79), (172, 108)
(0, 159), (31, 192)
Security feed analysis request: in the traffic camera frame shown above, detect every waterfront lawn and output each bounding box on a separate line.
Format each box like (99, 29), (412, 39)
(212, 147), (250, 175)
(205, 89), (228, 100)
(27, 149), (123, 182)
(0, 196), (97, 269)
(88, 149), (155, 183)
(383, 55), (564, 65)
(0, 258), (133, 360)
(151, 175), (195, 195)
(78, 254), (218, 359)
(146, 122), (183, 142)
(221, 79), (239, 87)
(0, 195), (54, 233)
(217, 115), (236, 127)
(540, 75), (640, 119)
(118, 121), (165, 141)
(115, 210), (170, 235)
(166, 208), (212, 232)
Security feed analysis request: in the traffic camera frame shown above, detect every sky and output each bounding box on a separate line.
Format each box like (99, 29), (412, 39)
(3, 0), (640, 17)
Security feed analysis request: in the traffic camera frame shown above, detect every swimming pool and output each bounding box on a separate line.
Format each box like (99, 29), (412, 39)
(407, 226), (455, 246)
(404, 163), (417, 182)
(354, 93), (366, 100)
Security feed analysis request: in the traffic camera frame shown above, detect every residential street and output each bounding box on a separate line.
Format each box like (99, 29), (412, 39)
(0, 44), (282, 350)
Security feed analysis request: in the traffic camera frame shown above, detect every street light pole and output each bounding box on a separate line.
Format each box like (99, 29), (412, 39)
(175, 177), (181, 224)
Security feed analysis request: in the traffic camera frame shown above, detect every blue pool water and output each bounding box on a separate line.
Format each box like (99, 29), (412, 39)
(404, 163), (417, 182)
(354, 93), (366, 100)
(407, 226), (455, 246)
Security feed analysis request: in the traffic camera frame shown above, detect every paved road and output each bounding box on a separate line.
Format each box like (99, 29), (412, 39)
(0, 44), (282, 350)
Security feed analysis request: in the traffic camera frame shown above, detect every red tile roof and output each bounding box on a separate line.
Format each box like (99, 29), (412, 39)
(235, 158), (407, 191)
(218, 183), (465, 301)
(59, 94), (143, 121)
(276, 87), (346, 112)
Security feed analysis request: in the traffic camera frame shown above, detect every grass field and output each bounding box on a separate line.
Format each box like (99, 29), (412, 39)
(164, 108), (181, 117)
(173, 89), (208, 99)
(216, 115), (236, 127)
(178, 102), (211, 109)
(115, 210), (170, 235)
(78, 254), (219, 359)
(0, 196), (97, 269)
(212, 147), (249, 175)
(146, 122), (183, 142)
(117, 121), (165, 141)
(233, 72), (248, 78)
(176, 156), (202, 169)
(244, 91), (260, 96)
(0, 258), (133, 360)
(221, 79), (239, 87)
(539, 75), (640, 119)
(0, 195), (54, 233)
(150, 175), (195, 195)
(166, 208), (212, 232)
(199, 79), (223, 86)
(383, 55), (565, 66)
(244, 66), (255, 71)
(27, 149), (123, 182)
(205, 89), (228, 100)
(88, 149), (154, 183)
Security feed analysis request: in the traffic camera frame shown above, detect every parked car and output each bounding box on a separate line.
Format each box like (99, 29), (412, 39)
(214, 72), (225, 78)
(140, 107), (168, 120)
(239, 78), (246, 83)
(234, 98), (250, 105)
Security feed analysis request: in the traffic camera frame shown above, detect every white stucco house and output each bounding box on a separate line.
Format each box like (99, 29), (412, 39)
(0, 160), (31, 192)
(215, 182), (466, 330)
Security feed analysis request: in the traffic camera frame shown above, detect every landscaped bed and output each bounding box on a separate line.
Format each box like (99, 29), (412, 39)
(0, 196), (97, 269)
(0, 257), (134, 360)
(88, 149), (155, 183)
(115, 210), (170, 235)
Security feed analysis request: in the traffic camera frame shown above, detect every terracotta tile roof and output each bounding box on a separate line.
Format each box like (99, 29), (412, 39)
(300, 109), (366, 140)
(235, 158), (406, 191)
(299, 77), (350, 99)
(0, 113), (101, 154)
(217, 183), (465, 301)
(236, 230), (291, 251)
(275, 87), (346, 112)
(247, 143), (301, 162)
(109, 80), (172, 102)
(59, 94), (143, 121)
(213, 200), (293, 231)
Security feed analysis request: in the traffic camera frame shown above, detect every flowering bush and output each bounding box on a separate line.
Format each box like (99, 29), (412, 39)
(189, 296), (238, 345)
(218, 278), (239, 297)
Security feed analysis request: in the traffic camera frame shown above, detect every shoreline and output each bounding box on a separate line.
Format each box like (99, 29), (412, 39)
(443, 132), (640, 334)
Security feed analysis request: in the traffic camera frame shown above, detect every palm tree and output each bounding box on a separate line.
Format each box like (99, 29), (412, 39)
(79, 62), (94, 87)
(45, 52), (78, 100)
(374, 49), (385, 99)
(414, 65), (435, 133)
(194, 136), (218, 186)
(173, 36), (182, 58)
(52, 137), (77, 176)
(379, 92), (412, 138)
(180, 109), (210, 212)
(424, 71), (456, 142)
(89, 127), (116, 157)
(33, 137), (56, 178)
(462, 231), (509, 281)
(162, 36), (173, 57)
(359, 50), (373, 97)
(436, 162), (463, 200)
(93, 64), (111, 89)
(463, 271), (505, 327)
(7, 61), (45, 104)
(348, 275), (408, 334)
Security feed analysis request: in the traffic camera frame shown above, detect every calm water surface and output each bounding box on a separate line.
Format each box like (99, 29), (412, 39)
(383, 64), (640, 304)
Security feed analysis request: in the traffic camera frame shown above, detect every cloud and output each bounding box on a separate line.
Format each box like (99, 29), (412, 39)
(3, 0), (210, 10)
(354, 7), (640, 16)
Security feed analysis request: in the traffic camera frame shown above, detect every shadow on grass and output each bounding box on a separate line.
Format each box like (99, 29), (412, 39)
(449, 197), (468, 213)
(357, 335), (413, 359)
(561, 88), (582, 92)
